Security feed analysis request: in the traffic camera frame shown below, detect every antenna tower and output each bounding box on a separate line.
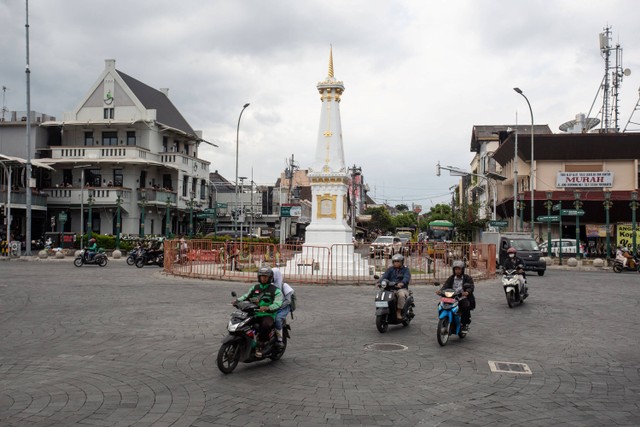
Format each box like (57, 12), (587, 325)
(1, 86), (7, 122)
(597, 26), (630, 133)
(623, 87), (640, 132)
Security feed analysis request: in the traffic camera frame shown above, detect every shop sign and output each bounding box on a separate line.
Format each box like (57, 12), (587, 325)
(585, 224), (613, 238)
(616, 223), (640, 248)
(556, 171), (613, 188)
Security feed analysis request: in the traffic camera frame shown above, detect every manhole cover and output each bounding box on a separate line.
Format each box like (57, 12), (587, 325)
(488, 360), (532, 375)
(364, 343), (408, 352)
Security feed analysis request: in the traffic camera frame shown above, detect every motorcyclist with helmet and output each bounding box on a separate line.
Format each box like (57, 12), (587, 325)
(234, 267), (283, 357)
(87, 238), (97, 260)
(502, 247), (527, 296)
(381, 254), (411, 321)
(437, 260), (475, 332)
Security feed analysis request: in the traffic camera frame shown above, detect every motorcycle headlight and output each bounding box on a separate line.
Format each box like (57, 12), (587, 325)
(228, 317), (250, 332)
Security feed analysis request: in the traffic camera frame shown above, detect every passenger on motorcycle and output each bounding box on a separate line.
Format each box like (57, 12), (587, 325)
(272, 266), (295, 348)
(437, 260), (475, 332)
(502, 247), (527, 292)
(234, 267), (283, 357)
(381, 254), (411, 320)
(616, 246), (635, 269)
(88, 238), (97, 260)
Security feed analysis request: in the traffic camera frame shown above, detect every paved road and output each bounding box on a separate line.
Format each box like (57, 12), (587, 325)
(1, 261), (639, 426)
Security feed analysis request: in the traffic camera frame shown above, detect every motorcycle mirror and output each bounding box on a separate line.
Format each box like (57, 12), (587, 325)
(373, 275), (380, 280)
(231, 291), (237, 297)
(433, 282), (440, 287)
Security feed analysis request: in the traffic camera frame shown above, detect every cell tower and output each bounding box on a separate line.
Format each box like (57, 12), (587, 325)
(596, 26), (630, 133)
(1, 86), (8, 122)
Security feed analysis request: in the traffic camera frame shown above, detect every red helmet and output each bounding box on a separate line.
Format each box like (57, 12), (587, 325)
(89, 238), (96, 244)
(507, 247), (517, 254)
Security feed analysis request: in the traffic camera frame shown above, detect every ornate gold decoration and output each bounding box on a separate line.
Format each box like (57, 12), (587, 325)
(328, 45), (334, 78)
(316, 194), (337, 219)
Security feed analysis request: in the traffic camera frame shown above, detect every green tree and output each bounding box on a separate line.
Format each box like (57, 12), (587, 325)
(364, 206), (393, 234)
(395, 204), (409, 212)
(392, 211), (417, 229)
(452, 201), (488, 242)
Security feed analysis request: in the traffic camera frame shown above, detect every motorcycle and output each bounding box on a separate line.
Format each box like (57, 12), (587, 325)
(502, 268), (528, 308)
(126, 245), (142, 266)
(135, 250), (164, 268)
(374, 276), (415, 333)
(436, 288), (467, 346)
(217, 291), (290, 374)
(74, 248), (108, 267)
(612, 256), (640, 273)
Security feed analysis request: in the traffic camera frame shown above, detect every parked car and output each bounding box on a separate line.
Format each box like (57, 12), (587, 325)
(538, 239), (583, 257)
(369, 236), (406, 258)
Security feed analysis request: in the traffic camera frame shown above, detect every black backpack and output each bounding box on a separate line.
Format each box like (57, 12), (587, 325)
(289, 292), (297, 312)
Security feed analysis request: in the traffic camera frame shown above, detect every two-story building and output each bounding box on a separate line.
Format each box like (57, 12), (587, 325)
(39, 59), (210, 238)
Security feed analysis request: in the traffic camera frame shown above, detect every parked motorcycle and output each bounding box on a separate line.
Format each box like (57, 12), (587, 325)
(135, 250), (164, 268)
(217, 291), (290, 374)
(612, 256), (640, 273)
(502, 268), (528, 308)
(74, 248), (108, 267)
(436, 288), (467, 346)
(374, 276), (415, 333)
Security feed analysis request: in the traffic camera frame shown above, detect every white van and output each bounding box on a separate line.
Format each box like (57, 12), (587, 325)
(538, 239), (583, 257)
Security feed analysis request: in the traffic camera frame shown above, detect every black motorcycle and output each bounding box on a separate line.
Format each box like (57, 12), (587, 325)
(135, 250), (164, 268)
(217, 291), (290, 374)
(126, 246), (142, 266)
(74, 248), (108, 267)
(613, 256), (640, 273)
(374, 277), (415, 333)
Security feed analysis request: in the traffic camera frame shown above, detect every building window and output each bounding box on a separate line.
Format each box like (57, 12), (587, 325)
(102, 131), (118, 146)
(162, 174), (172, 191)
(200, 180), (206, 199)
(183, 175), (188, 197)
(126, 131), (136, 146)
(162, 137), (168, 152)
(84, 131), (94, 146)
(113, 169), (123, 187)
(87, 169), (101, 187)
(103, 108), (114, 119)
(192, 177), (198, 197)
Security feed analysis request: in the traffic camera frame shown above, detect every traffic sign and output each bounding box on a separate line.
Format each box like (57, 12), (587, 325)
(537, 215), (560, 222)
(58, 212), (68, 224)
(489, 220), (509, 227)
(560, 209), (585, 216)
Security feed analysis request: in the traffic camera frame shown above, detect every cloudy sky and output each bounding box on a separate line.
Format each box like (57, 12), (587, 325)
(2, 0), (640, 208)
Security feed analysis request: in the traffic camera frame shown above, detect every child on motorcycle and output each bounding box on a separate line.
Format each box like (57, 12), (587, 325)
(437, 260), (475, 332)
(381, 254), (411, 320)
(234, 267), (283, 357)
(272, 266), (295, 348)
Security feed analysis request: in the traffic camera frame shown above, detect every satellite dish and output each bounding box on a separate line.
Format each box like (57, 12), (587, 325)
(559, 117), (600, 132)
(624, 68), (631, 76)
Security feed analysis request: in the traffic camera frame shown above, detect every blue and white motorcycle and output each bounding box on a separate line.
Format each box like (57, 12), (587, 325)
(436, 288), (467, 346)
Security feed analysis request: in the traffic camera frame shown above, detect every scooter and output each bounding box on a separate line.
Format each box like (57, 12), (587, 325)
(436, 288), (467, 346)
(502, 268), (528, 308)
(74, 248), (108, 267)
(374, 277), (415, 333)
(612, 256), (640, 273)
(135, 250), (164, 268)
(126, 245), (142, 266)
(217, 291), (291, 374)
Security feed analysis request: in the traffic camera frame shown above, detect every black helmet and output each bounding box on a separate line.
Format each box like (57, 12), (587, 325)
(257, 266), (274, 283)
(452, 260), (465, 275)
(391, 254), (404, 264)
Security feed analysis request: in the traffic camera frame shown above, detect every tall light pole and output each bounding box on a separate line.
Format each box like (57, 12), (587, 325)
(631, 190), (638, 254)
(165, 195), (171, 238)
(235, 103), (250, 237)
(74, 164), (92, 249)
(544, 191), (553, 258)
(574, 190), (582, 259)
(603, 189), (613, 264)
(115, 189), (122, 250)
(238, 176), (247, 245)
(517, 193), (525, 232)
(24, 0), (33, 256)
(139, 189), (147, 238)
(87, 189), (94, 242)
(188, 191), (195, 238)
(514, 87), (535, 238)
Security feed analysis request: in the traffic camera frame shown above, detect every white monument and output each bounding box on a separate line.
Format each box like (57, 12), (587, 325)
(289, 48), (370, 278)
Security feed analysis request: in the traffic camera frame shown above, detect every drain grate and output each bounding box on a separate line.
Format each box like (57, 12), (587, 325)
(488, 360), (532, 375)
(364, 343), (408, 352)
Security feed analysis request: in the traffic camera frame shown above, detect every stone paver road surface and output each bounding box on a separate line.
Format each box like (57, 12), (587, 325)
(1, 261), (639, 426)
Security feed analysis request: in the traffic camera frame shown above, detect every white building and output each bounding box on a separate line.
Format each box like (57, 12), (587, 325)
(40, 59), (210, 237)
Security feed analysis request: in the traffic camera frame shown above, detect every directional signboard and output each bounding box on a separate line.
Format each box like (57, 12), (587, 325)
(537, 215), (560, 222)
(560, 209), (585, 216)
(489, 220), (509, 227)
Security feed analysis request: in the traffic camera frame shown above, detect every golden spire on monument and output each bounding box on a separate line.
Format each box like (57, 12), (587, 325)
(328, 44), (334, 78)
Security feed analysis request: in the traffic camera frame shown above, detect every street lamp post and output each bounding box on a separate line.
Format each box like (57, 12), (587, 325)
(517, 193), (525, 232)
(235, 103), (250, 237)
(188, 191), (195, 238)
(631, 191), (638, 254)
(238, 176), (247, 246)
(139, 189), (147, 238)
(514, 87), (535, 238)
(574, 190), (582, 259)
(87, 189), (94, 242)
(74, 164), (92, 249)
(115, 189), (122, 250)
(544, 191), (553, 258)
(165, 195), (171, 238)
(603, 189), (613, 264)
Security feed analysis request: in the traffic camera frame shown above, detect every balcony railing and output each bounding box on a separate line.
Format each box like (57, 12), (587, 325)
(139, 188), (177, 205)
(51, 146), (156, 162)
(159, 153), (209, 174)
(0, 188), (48, 208)
(44, 187), (132, 206)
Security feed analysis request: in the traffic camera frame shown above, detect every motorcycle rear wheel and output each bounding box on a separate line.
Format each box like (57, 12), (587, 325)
(437, 318), (450, 346)
(126, 256), (135, 266)
(135, 258), (145, 268)
(506, 291), (515, 308)
(402, 307), (414, 326)
(613, 263), (623, 273)
(73, 258), (83, 267)
(217, 342), (241, 374)
(376, 315), (388, 333)
(270, 335), (287, 361)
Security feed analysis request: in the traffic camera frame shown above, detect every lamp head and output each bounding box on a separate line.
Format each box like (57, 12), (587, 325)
(604, 189), (611, 200)
(632, 191), (638, 201)
(573, 190), (581, 200)
(243, 103), (250, 109)
(513, 87), (523, 94)
(546, 191), (553, 200)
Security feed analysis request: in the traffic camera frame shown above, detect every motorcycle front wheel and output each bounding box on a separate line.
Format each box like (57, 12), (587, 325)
(98, 257), (108, 267)
(73, 257), (83, 267)
(376, 315), (388, 333)
(437, 317), (450, 346)
(506, 291), (515, 308)
(135, 258), (145, 268)
(126, 256), (135, 266)
(217, 342), (241, 374)
(402, 306), (414, 326)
